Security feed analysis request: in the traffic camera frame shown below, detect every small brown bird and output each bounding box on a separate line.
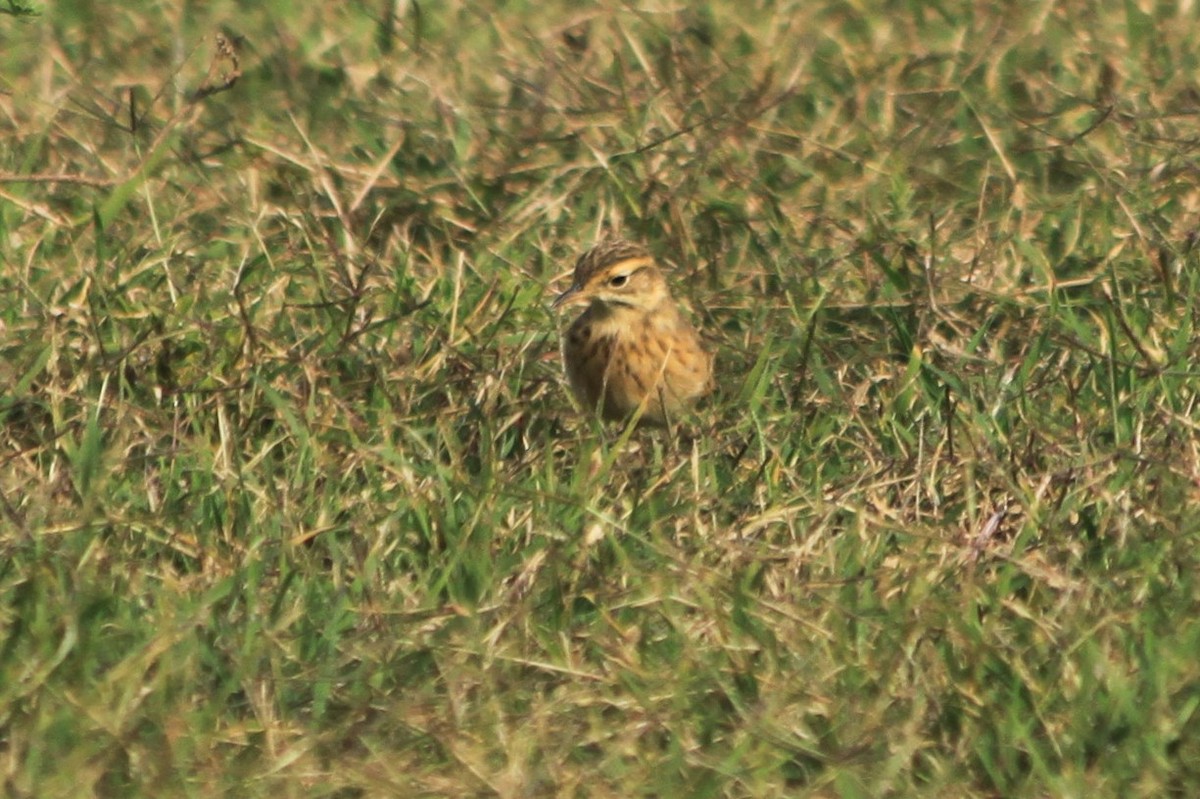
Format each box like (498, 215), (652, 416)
(552, 238), (712, 426)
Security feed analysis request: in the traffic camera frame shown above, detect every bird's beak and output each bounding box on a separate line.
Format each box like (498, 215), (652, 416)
(552, 284), (585, 310)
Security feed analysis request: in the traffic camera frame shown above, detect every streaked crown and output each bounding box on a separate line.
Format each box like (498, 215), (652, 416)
(553, 237), (670, 311)
(570, 238), (652, 283)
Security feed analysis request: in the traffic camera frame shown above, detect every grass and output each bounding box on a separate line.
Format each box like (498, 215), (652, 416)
(3, 0), (1200, 796)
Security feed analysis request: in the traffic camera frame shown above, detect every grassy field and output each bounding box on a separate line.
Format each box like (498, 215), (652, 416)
(4, 0), (1200, 796)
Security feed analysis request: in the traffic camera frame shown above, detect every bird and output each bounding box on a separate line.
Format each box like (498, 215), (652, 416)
(552, 238), (712, 426)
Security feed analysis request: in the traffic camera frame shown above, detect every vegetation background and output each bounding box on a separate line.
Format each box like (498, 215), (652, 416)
(3, 0), (1200, 796)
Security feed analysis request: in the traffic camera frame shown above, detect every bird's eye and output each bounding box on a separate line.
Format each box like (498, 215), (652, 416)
(608, 274), (628, 287)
